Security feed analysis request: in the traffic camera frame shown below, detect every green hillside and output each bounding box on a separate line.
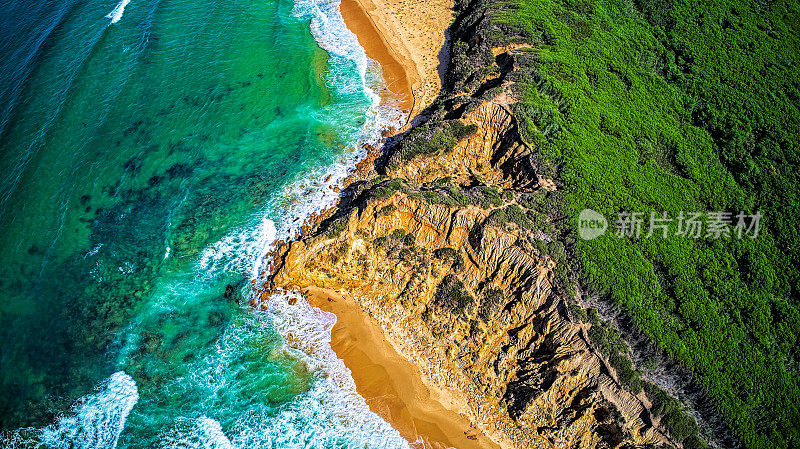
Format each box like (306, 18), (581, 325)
(498, 0), (800, 447)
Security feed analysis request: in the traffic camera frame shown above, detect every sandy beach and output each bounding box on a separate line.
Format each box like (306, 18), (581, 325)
(340, 0), (453, 124)
(304, 287), (500, 449)
(339, 0), (415, 113)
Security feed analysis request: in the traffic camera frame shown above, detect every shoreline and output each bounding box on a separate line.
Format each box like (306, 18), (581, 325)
(303, 287), (500, 449)
(255, 0), (499, 445)
(283, 1), (500, 447)
(339, 0), (453, 123)
(339, 0), (416, 117)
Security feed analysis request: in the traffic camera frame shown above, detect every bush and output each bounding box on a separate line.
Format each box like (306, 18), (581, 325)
(391, 121), (478, 166)
(324, 215), (349, 238)
(433, 247), (464, 271)
(643, 382), (704, 444)
(433, 274), (475, 315)
(608, 352), (642, 393)
(377, 204), (396, 216)
(479, 287), (506, 320)
(414, 179), (471, 207)
(371, 178), (407, 201)
(473, 185), (503, 209)
(488, 204), (537, 230)
(390, 229), (407, 240)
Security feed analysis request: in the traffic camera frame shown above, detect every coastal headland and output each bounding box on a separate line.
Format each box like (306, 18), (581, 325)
(263, 0), (684, 448)
(291, 1), (503, 447)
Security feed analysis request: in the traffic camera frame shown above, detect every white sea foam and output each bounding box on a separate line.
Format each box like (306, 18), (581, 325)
(293, 0), (371, 93)
(228, 294), (410, 448)
(161, 417), (236, 449)
(148, 299), (409, 449)
(292, 0), (402, 127)
(197, 214), (277, 279)
(0, 372), (139, 449)
(106, 0), (131, 25)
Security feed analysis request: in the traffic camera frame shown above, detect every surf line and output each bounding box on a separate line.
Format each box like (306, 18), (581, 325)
(106, 0), (131, 24)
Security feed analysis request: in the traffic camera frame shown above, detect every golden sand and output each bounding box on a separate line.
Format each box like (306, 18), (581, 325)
(340, 0), (415, 113)
(340, 0), (454, 125)
(304, 287), (500, 449)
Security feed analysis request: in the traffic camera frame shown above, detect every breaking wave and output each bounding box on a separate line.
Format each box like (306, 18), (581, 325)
(0, 372), (139, 449)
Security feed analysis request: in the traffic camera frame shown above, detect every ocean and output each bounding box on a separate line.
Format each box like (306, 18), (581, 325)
(0, 0), (408, 447)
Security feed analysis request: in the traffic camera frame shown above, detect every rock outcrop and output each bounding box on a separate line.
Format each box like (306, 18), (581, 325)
(266, 85), (674, 447)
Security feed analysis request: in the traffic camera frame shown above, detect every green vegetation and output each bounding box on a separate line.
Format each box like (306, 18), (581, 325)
(377, 204), (396, 216)
(516, 191), (559, 212)
(480, 287), (506, 319)
(586, 309), (643, 393)
(488, 204), (537, 230)
(390, 120), (478, 167)
(323, 214), (349, 238)
(413, 181), (472, 207)
(433, 274), (476, 315)
(494, 0), (800, 447)
(582, 307), (708, 445)
(644, 383), (708, 448)
(370, 178), (407, 200)
(474, 185), (504, 208)
(433, 246), (465, 272)
(390, 228), (408, 241)
(366, 177), (511, 213)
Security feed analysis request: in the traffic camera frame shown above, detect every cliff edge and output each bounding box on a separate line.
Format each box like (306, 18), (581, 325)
(266, 1), (683, 447)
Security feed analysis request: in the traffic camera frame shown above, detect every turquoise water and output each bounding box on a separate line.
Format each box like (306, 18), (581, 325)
(0, 0), (406, 446)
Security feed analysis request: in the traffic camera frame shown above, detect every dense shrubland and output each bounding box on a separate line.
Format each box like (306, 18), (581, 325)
(490, 0), (800, 447)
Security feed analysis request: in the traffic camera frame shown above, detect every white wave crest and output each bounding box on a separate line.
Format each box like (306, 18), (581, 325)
(198, 215), (277, 279)
(161, 417), (236, 449)
(106, 0), (131, 25)
(0, 372), (139, 449)
(229, 293), (411, 448)
(293, 0), (371, 94)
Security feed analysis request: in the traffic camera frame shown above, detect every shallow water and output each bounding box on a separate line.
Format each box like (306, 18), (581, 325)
(0, 0), (407, 446)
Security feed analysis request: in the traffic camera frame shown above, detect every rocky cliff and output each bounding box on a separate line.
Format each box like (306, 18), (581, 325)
(265, 0), (683, 447)
(267, 88), (673, 447)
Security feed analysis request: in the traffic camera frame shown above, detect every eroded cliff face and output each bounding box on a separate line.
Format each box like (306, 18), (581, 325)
(267, 93), (675, 448)
(389, 97), (541, 191)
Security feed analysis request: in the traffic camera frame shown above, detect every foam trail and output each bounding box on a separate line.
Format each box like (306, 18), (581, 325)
(231, 294), (411, 448)
(161, 417), (236, 449)
(106, 0), (131, 24)
(0, 372), (139, 449)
